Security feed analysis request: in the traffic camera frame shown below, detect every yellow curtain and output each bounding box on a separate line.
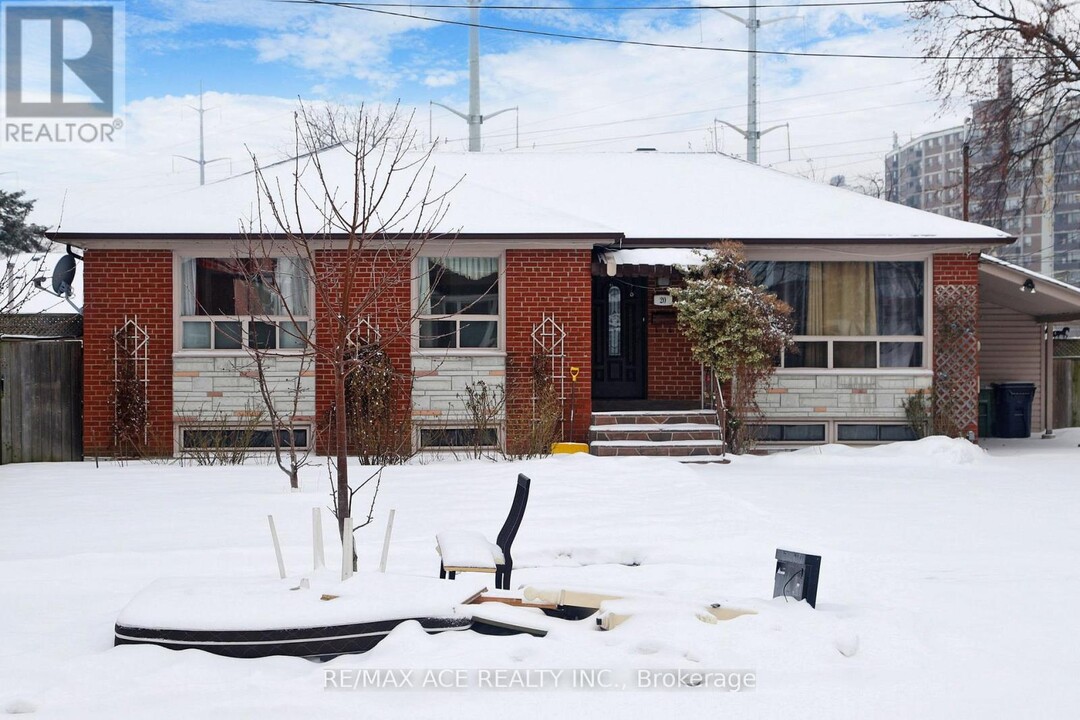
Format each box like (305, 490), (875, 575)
(820, 262), (877, 335)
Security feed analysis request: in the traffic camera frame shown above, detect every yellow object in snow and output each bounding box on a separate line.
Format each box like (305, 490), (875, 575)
(551, 442), (589, 454)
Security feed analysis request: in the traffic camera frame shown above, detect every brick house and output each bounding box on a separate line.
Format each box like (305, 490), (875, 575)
(53, 150), (1031, 457)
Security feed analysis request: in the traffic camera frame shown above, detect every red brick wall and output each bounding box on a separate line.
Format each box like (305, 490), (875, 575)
(505, 249), (592, 443)
(312, 249), (414, 454)
(645, 280), (699, 400)
(82, 249), (174, 455)
(933, 253), (980, 285)
(932, 253), (981, 437)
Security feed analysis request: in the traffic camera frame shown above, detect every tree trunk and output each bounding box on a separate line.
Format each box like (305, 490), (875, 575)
(334, 361), (351, 567)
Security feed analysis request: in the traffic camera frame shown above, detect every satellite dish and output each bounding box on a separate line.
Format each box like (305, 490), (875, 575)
(52, 254), (77, 297)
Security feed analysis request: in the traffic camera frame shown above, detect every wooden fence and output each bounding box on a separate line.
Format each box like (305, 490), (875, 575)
(1054, 358), (1079, 430)
(0, 338), (83, 464)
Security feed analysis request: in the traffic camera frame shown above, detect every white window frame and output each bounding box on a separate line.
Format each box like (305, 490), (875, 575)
(413, 252), (505, 355)
(174, 255), (313, 355)
(754, 257), (932, 375)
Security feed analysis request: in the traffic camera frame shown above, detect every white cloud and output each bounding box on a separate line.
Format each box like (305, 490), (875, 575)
(2, 8), (978, 223)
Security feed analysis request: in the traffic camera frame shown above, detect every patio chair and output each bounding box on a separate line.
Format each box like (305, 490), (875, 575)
(437, 473), (531, 590)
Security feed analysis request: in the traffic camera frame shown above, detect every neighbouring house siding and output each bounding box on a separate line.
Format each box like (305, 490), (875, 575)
(505, 249), (592, 444)
(173, 355), (316, 430)
(412, 354), (506, 428)
(82, 248), (174, 456)
(979, 300), (1044, 433)
(932, 253), (981, 436)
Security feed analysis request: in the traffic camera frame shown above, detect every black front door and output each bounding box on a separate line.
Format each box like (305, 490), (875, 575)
(592, 277), (647, 399)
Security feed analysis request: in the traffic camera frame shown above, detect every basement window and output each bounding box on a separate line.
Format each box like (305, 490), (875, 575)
(419, 427), (500, 449)
(181, 426), (310, 450)
(754, 424), (826, 443)
(836, 424), (917, 443)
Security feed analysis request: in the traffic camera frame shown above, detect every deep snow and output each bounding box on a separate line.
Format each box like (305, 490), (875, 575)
(2, 433), (1079, 718)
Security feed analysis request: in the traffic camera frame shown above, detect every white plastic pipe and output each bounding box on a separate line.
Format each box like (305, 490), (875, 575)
(379, 509), (396, 573)
(341, 516), (354, 581)
(268, 515), (286, 579)
(312, 507), (325, 570)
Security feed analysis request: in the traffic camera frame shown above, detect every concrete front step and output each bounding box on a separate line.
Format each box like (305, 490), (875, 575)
(591, 410), (717, 426)
(589, 411), (725, 457)
(590, 423), (721, 442)
(590, 440), (727, 457)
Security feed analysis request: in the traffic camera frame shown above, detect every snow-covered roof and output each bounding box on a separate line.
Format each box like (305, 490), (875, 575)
(44, 150), (1013, 244)
(979, 253), (1080, 322)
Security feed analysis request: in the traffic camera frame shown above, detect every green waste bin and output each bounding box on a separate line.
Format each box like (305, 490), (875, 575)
(978, 387), (995, 438)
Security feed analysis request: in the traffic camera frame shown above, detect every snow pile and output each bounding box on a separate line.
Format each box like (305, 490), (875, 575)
(2, 438), (1080, 718)
(788, 435), (988, 466)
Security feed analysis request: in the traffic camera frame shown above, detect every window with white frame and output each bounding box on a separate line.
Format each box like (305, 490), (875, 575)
(417, 256), (500, 349)
(179, 257), (311, 351)
(751, 261), (926, 370)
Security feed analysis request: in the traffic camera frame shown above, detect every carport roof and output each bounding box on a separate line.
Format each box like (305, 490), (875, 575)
(979, 255), (1080, 323)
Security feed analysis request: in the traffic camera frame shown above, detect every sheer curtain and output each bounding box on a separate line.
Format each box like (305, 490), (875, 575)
(181, 259), (197, 315)
(818, 262), (877, 336)
(274, 257), (309, 316)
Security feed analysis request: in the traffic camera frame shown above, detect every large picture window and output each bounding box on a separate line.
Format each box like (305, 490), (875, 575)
(417, 256), (500, 349)
(180, 257), (310, 351)
(751, 261), (925, 369)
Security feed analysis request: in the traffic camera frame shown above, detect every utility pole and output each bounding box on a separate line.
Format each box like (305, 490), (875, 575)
(712, 0), (796, 163)
(962, 118), (972, 222)
(175, 85), (226, 185)
(431, 0), (516, 151)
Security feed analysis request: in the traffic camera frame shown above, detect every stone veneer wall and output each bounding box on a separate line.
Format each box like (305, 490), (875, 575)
(757, 373), (934, 419)
(412, 354), (506, 428)
(173, 355), (316, 433)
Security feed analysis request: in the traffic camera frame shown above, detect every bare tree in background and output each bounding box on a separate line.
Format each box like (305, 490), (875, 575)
(244, 103), (455, 563)
(912, 1), (1080, 220)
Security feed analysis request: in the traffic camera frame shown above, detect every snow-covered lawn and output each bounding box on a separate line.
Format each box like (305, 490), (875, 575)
(2, 433), (1079, 718)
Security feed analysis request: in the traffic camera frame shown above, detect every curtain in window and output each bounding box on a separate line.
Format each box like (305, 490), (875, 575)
(418, 257), (499, 315)
(817, 262), (877, 336)
(752, 261), (809, 333)
(874, 262), (923, 335)
(441, 256), (497, 281)
(181, 259), (197, 315)
(275, 257), (310, 316)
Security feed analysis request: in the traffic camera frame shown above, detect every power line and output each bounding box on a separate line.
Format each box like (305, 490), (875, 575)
(287, 0), (1033, 60)
(286, 1), (945, 9)
(479, 97), (935, 149)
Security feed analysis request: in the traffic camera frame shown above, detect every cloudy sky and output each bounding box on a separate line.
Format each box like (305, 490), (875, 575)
(1, 0), (977, 229)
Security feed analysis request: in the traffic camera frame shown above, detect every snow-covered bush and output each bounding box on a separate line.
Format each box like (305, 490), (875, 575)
(674, 242), (794, 452)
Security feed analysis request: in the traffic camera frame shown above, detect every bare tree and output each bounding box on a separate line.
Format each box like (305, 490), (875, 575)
(248, 340), (313, 490)
(244, 103), (456, 561)
(851, 172), (887, 199)
(1, 250), (51, 313)
(912, 1), (1080, 217)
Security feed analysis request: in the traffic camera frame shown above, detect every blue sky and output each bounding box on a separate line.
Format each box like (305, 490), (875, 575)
(3, 0), (974, 213)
